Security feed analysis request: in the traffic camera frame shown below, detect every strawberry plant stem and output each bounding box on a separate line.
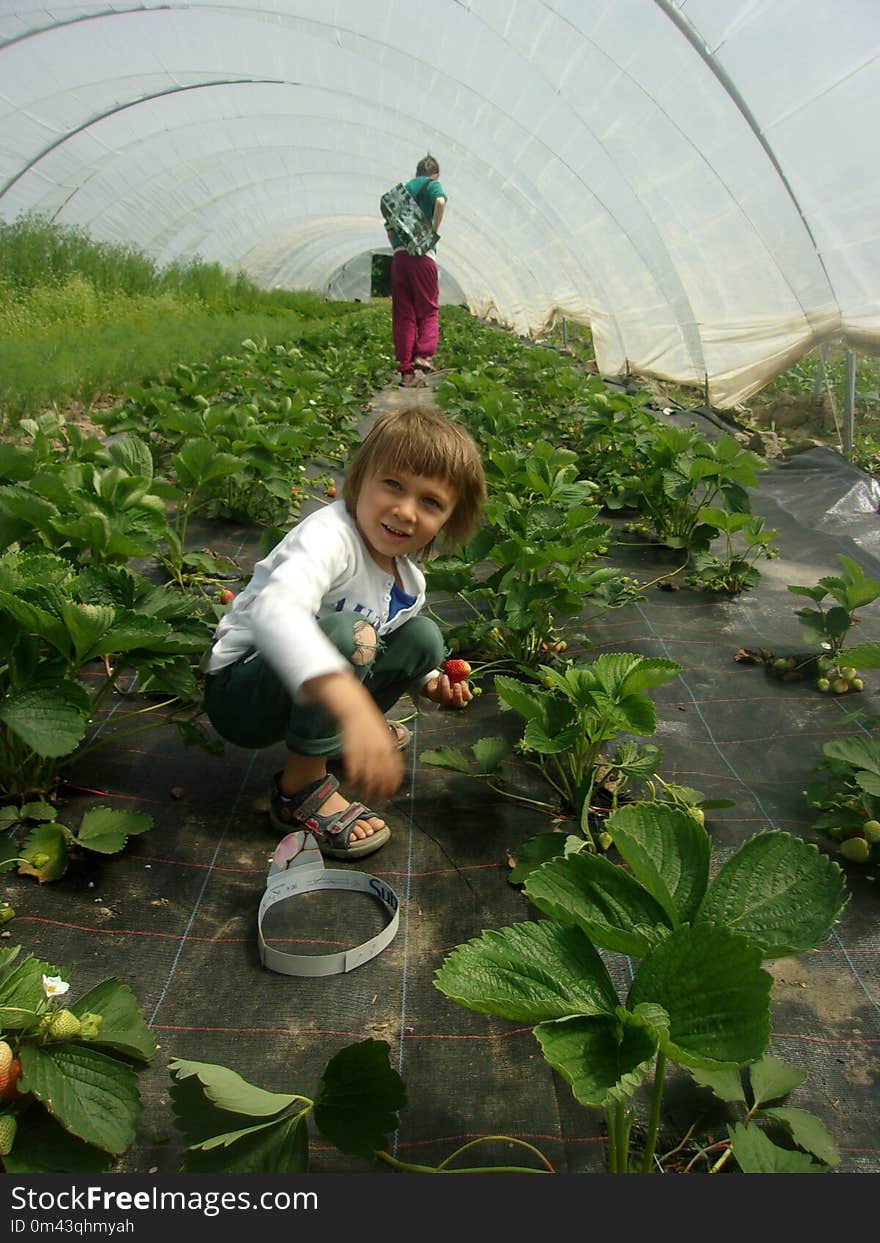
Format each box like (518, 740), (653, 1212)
(375, 1150), (550, 1174)
(435, 1134), (555, 1172)
(639, 1050), (667, 1172)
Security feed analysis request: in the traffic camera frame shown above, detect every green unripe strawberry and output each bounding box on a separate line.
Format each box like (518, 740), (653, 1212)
(840, 667), (857, 682)
(773, 657), (788, 671)
(471, 685), (483, 697)
(816, 677), (831, 692)
(851, 677), (864, 691)
(47, 1009), (82, 1041)
(78, 1011), (104, 1040)
(832, 678), (850, 694)
(597, 832), (613, 852)
(0, 1114), (17, 1156)
(840, 837), (871, 863)
(862, 820), (880, 843)
(688, 807), (706, 826)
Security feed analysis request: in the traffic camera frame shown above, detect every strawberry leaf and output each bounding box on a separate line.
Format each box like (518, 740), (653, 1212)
(748, 1054), (806, 1106)
(605, 802), (711, 926)
(435, 920), (618, 1022)
(71, 979), (156, 1062)
(75, 807), (153, 855)
(525, 851), (671, 955)
(18, 823), (71, 883)
(180, 1112), (308, 1173)
(19, 1044), (141, 1154)
(757, 1106), (839, 1167)
(696, 831), (848, 957)
(728, 1122), (827, 1172)
(628, 926), (771, 1069)
(535, 1013), (657, 1107)
(313, 1040), (406, 1158)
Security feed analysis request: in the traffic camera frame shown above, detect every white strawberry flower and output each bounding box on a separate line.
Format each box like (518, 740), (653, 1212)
(42, 974), (70, 998)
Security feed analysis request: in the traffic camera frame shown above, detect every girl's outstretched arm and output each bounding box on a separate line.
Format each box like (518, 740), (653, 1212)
(302, 671), (404, 802)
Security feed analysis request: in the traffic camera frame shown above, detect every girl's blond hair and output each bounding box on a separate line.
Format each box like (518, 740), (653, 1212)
(343, 405), (486, 554)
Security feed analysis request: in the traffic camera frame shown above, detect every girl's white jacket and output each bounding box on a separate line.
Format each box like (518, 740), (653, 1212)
(206, 501), (431, 701)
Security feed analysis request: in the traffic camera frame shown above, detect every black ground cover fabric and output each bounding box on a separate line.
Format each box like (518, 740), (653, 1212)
(4, 390), (878, 1175)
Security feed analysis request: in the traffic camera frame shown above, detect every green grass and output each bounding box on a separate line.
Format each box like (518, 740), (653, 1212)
(0, 215), (367, 423)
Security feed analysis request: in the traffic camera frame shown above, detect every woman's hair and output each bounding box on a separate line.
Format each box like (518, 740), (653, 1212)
(344, 405), (486, 554)
(416, 153), (439, 177)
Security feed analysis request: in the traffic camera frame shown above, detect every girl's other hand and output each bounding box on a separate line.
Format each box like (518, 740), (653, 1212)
(423, 673), (472, 709)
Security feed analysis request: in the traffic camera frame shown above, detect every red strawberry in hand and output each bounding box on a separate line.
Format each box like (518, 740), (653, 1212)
(443, 659), (472, 684)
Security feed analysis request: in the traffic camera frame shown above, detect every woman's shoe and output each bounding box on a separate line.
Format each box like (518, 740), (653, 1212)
(400, 372), (426, 388)
(413, 357), (436, 373)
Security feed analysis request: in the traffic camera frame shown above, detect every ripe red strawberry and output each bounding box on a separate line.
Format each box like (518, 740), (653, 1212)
(0, 1042), (21, 1103)
(218, 588), (235, 605)
(326, 484), (337, 498)
(443, 659), (472, 684)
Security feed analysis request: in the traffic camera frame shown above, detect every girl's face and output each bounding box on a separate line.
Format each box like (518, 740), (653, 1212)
(355, 467), (458, 572)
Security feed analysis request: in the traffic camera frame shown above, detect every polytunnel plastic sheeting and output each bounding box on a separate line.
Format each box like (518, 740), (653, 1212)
(1, 2), (879, 407)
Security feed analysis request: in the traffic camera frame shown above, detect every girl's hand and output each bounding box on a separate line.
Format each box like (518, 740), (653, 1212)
(303, 671), (404, 802)
(423, 673), (472, 709)
(341, 703), (404, 802)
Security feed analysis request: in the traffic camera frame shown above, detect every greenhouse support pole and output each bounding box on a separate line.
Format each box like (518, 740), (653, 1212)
(843, 351), (856, 456)
(561, 318), (568, 348)
(812, 344), (828, 397)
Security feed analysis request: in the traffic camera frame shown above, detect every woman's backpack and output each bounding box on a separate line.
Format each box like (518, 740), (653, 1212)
(380, 179), (440, 256)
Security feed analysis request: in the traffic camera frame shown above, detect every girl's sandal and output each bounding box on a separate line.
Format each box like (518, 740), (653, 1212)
(269, 773), (390, 859)
(388, 720), (412, 751)
(413, 357), (436, 373)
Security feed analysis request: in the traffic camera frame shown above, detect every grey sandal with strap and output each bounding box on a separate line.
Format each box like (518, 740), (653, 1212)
(269, 773), (390, 859)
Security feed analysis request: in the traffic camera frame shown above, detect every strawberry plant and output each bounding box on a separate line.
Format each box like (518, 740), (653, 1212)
(561, 396), (660, 511)
(806, 736), (880, 865)
(635, 426), (766, 553)
(0, 945), (155, 1172)
(422, 653), (681, 854)
(0, 548), (212, 799)
(0, 802), (153, 883)
(787, 554), (880, 692)
(435, 803), (847, 1173)
(427, 442), (641, 668)
(687, 509), (779, 594)
(0, 433), (172, 567)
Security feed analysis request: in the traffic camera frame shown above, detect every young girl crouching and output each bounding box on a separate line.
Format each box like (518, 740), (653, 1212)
(203, 404), (486, 858)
